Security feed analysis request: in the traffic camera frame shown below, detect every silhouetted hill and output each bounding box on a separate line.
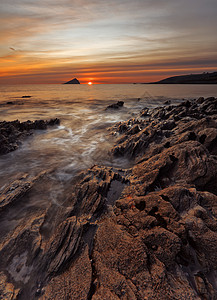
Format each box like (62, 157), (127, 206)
(64, 78), (80, 84)
(151, 72), (217, 84)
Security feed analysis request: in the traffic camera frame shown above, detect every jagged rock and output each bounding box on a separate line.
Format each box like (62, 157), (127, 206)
(164, 100), (171, 105)
(140, 107), (149, 117)
(1, 96), (217, 299)
(0, 165), (128, 298)
(111, 97), (217, 160)
(0, 171), (47, 213)
(47, 118), (60, 126)
(106, 101), (124, 110)
(41, 246), (92, 299)
(0, 272), (20, 299)
(196, 97), (205, 104)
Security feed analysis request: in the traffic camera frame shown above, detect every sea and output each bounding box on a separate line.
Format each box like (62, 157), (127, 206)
(0, 84), (217, 236)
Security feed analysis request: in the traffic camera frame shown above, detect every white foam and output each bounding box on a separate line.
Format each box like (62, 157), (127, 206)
(82, 144), (97, 156)
(8, 251), (33, 284)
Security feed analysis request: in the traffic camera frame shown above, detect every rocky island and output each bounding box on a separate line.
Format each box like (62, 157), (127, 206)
(63, 78), (80, 84)
(0, 96), (217, 299)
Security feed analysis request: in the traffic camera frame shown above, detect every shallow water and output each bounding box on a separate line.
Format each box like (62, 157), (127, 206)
(0, 84), (216, 239)
(1, 83), (217, 187)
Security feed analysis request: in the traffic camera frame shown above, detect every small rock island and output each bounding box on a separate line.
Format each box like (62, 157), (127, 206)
(63, 78), (80, 84)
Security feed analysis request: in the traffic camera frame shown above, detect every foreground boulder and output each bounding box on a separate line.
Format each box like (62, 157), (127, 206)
(0, 97), (217, 299)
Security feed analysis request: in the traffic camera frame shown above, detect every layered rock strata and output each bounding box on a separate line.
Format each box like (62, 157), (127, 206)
(0, 97), (217, 299)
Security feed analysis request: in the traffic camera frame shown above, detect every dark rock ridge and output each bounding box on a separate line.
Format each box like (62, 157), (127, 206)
(106, 101), (124, 110)
(1, 97), (217, 299)
(0, 118), (60, 155)
(150, 72), (217, 84)
(63, 78), (80, 84)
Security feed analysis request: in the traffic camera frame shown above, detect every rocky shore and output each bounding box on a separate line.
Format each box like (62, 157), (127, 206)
(0, 118), (60, 155)
(0, 96), (217, 299)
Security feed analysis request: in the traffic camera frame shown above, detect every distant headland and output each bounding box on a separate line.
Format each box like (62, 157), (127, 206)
(63, 78), (80, 84)
(149, 72), (217, 84)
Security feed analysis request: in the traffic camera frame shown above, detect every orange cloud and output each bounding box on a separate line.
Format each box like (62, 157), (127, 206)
(0, 0), (216, 84)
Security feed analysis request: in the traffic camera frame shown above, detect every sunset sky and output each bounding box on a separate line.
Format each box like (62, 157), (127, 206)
(0, 0), (217, 84)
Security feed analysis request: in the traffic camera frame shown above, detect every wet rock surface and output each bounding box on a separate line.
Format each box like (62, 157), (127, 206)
(1, 97), (217, 299)
(110, 97), (217, 161)
(0, 118), (60, 155)
(106, 101), (124, 110)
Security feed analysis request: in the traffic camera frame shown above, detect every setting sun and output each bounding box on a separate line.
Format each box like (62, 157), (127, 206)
(88, 81), (93, 85)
